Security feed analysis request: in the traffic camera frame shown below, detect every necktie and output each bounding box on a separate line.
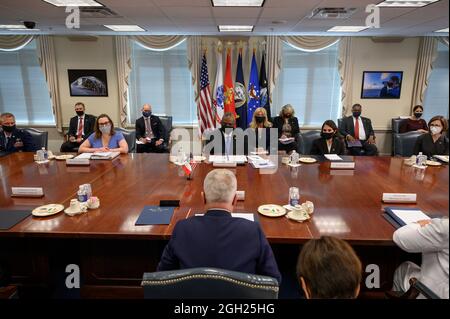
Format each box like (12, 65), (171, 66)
(354, 118), (360, 140)
(145, 117), (152, 138)
(77, 117), (83, 139)
(5, 136), (9, 149)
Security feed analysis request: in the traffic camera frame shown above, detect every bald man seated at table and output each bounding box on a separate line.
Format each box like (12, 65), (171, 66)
(157, 169), (281, 283)
(135, 104), (165, 153)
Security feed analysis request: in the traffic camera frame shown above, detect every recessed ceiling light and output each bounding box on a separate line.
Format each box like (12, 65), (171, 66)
(377, 0), (439, 8)
(435, 27), (449, 32)
(212, 0), (264, 6)
(327, 26), (369, 32)
(42, 0), (103, 7)
(0, 25), (27, 29)
(218, 25), (254, 32)
(104, 25), (145, 32)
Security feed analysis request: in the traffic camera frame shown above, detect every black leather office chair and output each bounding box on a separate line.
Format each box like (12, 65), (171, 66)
(297, 131), (321, 155)
(386, 277), (440, 299)
(23, 128), (48, 150)
(391, 118), (406, 155)
(393, 131), (422, 157)
(159, 116), (173, 152)
(115, 127), (136, 153)
(142, 267), (279, 299)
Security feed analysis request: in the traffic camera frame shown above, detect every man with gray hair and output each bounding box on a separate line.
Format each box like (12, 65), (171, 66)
(157, 169), (281, 283)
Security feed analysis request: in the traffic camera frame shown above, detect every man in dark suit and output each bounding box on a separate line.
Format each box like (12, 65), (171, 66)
(157, 169), (281, 283)
(135, 104), (166, 153)
(339, 104), (378, 156)
(204, 112), (248, 156)
(60, 102), (96, 152)
(0, 113), (36, 153)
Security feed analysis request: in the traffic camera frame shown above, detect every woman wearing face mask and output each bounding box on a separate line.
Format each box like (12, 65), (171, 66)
(311, 120), (345, 155)
(249, 107), (274, 154)
(413, 115), (449, 158)
(399, 105), (428, 133)
(79, 114), (129, 154)
(272, 104), (300, 154)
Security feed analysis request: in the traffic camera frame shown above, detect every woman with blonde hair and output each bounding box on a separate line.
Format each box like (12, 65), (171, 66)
(272, 104), (300, 154)
(249, 107), (274, 154)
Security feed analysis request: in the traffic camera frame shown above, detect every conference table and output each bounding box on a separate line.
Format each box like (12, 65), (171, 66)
(0, 152), (448, 298)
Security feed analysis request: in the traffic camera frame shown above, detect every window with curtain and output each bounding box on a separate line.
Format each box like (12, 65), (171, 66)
(272, 41), (341, 127)
(128, 40), (197, 126)
(423, 41), (449, 121)
(0, 40), (54, 125)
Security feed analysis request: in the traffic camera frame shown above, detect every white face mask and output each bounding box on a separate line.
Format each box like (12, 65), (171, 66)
(430, 126), (442, 135)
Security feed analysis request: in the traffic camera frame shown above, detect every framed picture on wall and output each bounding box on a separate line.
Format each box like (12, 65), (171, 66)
(361, 71), (403, 99)
(68, 69), (108, 97)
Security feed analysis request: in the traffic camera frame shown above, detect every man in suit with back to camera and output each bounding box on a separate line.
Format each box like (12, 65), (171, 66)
(339, 103), (378, 156)
(157, 169), (282, 283)
(135, 104), (166, 153)
(0, 112), (36, 153)
(60, 102), (96, 152)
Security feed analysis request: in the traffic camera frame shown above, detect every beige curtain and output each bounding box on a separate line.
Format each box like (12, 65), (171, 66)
(132, 35), (186, 50)
(411, 37), (438, 110)
(115, 36), (131, 128)
(266, 36), (282, 104)
(0, 35), (34, 51)
(36, 36), (63, 132)
(187, 36), (202, 132)
(338, 37), (354, 117)
(281, 36), (339, 52)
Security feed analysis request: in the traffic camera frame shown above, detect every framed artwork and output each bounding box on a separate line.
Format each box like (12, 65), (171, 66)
(361, 71), (403, 99)
(68, 69), (108, 97)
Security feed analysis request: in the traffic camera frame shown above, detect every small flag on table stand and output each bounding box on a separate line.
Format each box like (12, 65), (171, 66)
(182, 153), (198, 180)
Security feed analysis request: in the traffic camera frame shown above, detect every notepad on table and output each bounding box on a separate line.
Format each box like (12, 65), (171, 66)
(346, 140), (362, 148)
(135, 206), (175, 225)
(324, 154), (343, 161)
(384, 207), (430, 228)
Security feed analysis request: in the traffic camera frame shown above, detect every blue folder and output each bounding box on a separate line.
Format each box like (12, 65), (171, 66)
(135, 206), (175, 225)
(383, 207), (431, 229)
(0, 210), (31, 230)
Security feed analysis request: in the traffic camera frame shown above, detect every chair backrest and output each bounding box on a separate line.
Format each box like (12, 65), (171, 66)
(142, 267), (279, 299)
(22, 128), (48, 150)
(159, 116), (173, 143)
(337, 118), (344, 130)
(393, 131), (422, 157)
(392, 118), (405, 134)
(115, 127), (136, 153)
(385, 277), (441, 299)
(297, 130), (321, 154)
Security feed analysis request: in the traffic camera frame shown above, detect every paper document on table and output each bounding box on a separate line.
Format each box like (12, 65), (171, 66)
(385, 208), (431, 227)
(209, 155), (247, 163)
(324, 154), (343, 161)
(75, 153), (93, 159)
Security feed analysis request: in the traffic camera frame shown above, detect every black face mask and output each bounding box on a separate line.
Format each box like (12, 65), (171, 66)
(321, 132), (334, 140)
(414, 112), (422, 118)
(255, 116), (265, 123)
(352, 111), (361, 118)
(142, 111), (151, 118)
(2, 125), (15, 133)
(221, 124), (234, 130)
(76, 111), (84, 117)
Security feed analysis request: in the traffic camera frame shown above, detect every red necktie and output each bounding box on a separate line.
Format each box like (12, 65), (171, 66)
(354, 118), (360, 140)
(77, 117), (83, 138)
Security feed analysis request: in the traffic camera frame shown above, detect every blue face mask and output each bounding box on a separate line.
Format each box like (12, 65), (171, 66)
(142, 111), (151, 118)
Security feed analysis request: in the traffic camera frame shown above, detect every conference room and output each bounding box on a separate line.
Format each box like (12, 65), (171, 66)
(0, 0), (448, 307)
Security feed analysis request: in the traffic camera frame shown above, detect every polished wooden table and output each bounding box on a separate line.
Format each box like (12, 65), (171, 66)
(0, 153), (448, 298)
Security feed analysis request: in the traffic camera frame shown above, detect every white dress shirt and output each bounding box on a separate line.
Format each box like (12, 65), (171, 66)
(352, 116), (366, 141)
(393, 218), (449, 299)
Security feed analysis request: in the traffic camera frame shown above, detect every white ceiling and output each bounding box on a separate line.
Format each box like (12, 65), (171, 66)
(0, 0), (448, 36)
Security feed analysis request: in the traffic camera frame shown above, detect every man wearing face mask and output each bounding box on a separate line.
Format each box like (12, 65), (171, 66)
(204, 112), (248, 156)
(414, 115), (449, 158)
(339, 104), (378, 156)
(135, 104), (166, 153)
(60, 102), (96, 152)
(0, 112), (36, 153)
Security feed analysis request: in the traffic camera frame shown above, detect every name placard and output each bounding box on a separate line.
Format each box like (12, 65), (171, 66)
(213, 162), (237, 168)
(11, 187), (44, 198)
(330, 162), (355, 169)
(382, 193), (417, 203)
(66, 158), (90, 166)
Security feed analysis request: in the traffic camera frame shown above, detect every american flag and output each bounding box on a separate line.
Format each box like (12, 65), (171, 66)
(198, 54), (215, 135)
